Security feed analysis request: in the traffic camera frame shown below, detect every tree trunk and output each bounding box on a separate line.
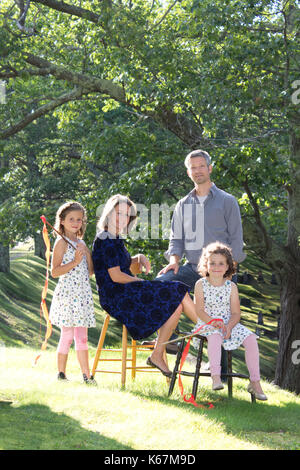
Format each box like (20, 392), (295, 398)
(274, 122), (300, 393)
(0, 243), (10, 273)
(34, 232), (46, 260)
(274, 270), (300, 394)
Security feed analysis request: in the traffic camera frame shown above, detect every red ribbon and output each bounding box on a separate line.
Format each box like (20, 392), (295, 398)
(177, 318), (224, 409)
(34, 216), (52, 364)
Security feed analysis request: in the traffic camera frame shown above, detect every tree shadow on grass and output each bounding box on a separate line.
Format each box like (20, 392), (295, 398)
(129, 386), (300, 450)
(0, 402), (133, 450)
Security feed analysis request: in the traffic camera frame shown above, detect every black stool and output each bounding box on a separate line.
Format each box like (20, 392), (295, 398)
(168, 334), (256, 403)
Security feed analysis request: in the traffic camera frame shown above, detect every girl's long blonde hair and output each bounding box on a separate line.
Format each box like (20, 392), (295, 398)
(54, 201), (87, 239)
(97, 194), (137, 234)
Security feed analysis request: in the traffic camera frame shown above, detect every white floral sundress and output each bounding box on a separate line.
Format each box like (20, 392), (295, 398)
(193, 278), (254, 350)
(49, 237), (96, 328)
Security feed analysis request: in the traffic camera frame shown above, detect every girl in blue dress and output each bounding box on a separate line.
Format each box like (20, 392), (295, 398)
(92, 194), (198, 377)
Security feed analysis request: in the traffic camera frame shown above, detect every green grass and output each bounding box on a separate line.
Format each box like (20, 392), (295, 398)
(1, 250), (298, 450)
(1, 347), (300, 450)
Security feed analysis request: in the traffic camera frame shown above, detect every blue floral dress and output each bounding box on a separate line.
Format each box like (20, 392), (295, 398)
(92, 231), (190, 340)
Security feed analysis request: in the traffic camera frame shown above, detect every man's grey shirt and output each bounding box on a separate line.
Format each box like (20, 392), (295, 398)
(165, 184), (246, 271)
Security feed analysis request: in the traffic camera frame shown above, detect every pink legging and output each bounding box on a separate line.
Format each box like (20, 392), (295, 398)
(57, 327), (88, 354)
(207, 333), (260, 382)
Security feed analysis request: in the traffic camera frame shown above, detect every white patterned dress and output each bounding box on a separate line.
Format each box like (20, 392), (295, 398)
(193, 278), (254, 350)
(49, 237), (96, 328)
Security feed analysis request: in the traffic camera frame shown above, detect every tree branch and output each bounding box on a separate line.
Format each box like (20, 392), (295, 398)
(0, 87), (83, 140)
(24, 54), (204, 146)
(30, 0), (101, 24)
(242, 175), (272, 253)
(150, 0), (178, 31)
(241, 176), (295, 271)
(16, 0), (31, 27)
(146, 106), (205, 147)
(0, 66), (51, 79)
(24, 53), (126, 102)
(216, 161), (292, 271)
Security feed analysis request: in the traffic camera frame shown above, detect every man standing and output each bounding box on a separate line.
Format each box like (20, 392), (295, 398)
(158, 149), (246, 286)
(157, 150), (246, 374)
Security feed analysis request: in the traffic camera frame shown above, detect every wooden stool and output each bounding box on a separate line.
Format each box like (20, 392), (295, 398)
(91, 314), (169, 387)
(168, 334), (256, 403)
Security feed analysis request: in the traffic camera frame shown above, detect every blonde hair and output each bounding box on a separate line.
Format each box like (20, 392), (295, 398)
(198, 242), (236, 278)
(97, 194), (137, 234)
(54, 201), (87, 239)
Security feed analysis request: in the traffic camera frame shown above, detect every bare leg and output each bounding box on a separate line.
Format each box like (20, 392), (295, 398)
(76, 350), (91, 378)
(57, 353), (68, 375)
(181, 292), (198, 323)
(150, 303), (182, 374)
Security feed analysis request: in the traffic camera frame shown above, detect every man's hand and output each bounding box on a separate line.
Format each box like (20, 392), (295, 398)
(158, 262), (179, 276)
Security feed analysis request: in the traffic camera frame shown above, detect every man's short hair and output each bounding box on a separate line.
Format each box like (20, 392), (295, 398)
(184, 149), (211, 168)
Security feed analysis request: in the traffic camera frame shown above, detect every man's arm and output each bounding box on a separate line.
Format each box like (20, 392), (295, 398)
(225, 196), (246, 263)
(160, 202), (185, 274)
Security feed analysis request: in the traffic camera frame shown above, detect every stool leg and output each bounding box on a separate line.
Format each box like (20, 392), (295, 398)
(131, 340), (137, 380)
(92, 314), (110, 376)
(192, 338), (204, 400)
(121, 325), (128, 387)
(221, 347), (228, 381)
(227, 351), (233, 398)
(168, 339), (185, 397)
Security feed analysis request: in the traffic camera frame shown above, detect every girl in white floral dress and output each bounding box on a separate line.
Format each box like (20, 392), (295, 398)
(193, 242), (267, 400)
(49, 201), (96, 384)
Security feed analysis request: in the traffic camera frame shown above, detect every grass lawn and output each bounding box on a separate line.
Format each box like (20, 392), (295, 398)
(1, 346), (300, 451)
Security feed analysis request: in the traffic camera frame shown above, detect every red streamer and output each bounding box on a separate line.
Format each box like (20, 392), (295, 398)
(177, 318), (224, 409)
(40, 215), (76, 250)
(34, 216), (52, 365)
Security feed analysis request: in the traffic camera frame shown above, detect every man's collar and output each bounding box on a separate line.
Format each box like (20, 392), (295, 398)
(190, 183), (216, 198)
